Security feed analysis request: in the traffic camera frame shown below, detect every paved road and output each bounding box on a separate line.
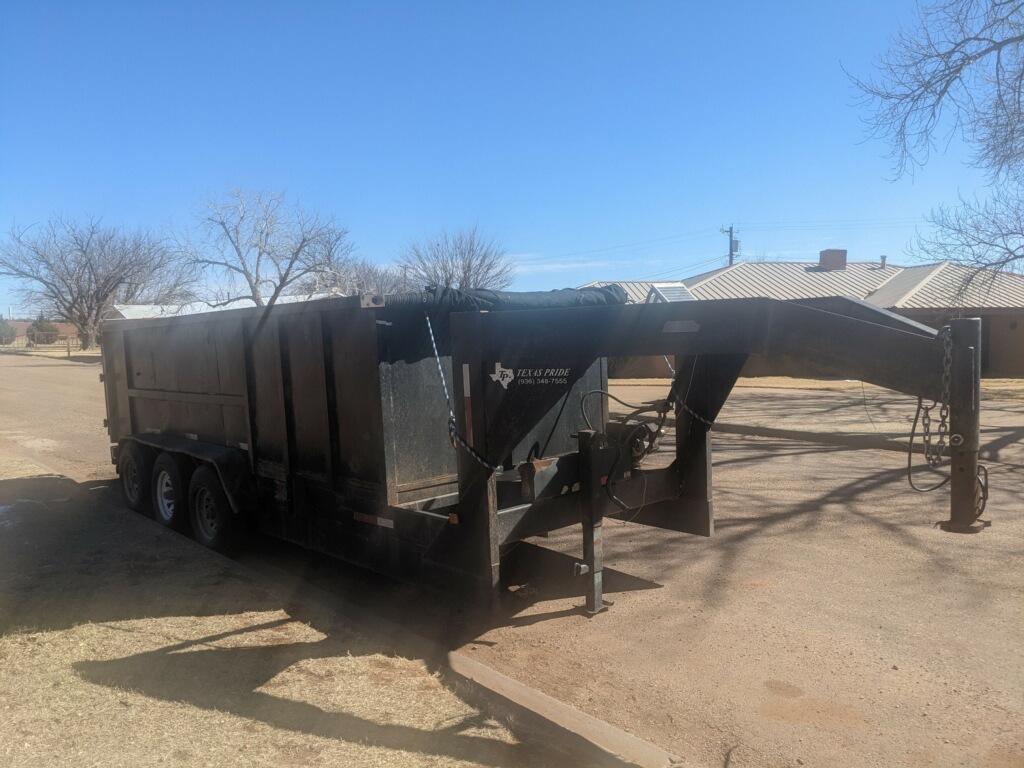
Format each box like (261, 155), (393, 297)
(1, 353), (1022, 767)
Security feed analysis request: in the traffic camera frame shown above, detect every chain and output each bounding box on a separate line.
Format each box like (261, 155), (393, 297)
(936, 326), (953, 457)
(920, 328), (953, 468)
(679, 402), (714, 427)
(662, 354), (713, 426)
(974, 464), (989, 519)
(909, 326), (989, 522)
(423, 313), (501, 472)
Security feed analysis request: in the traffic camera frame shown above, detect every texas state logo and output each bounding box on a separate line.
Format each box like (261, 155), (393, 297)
(489, 362), (515, 389)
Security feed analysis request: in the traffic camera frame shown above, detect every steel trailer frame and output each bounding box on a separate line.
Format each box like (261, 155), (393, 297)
(100, 292), (984, 611)
(433, 296), (983, 610)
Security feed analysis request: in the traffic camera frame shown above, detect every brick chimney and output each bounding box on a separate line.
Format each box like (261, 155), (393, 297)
(818, 248), (847, 270)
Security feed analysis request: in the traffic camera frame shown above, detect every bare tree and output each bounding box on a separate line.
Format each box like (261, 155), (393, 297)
(852, 0), (1024, 273)
(919, 187), (1024, 273)
(187, 190), (354, 308)
(117, 246), (198, 306)
(853, 0), (1024, 177)
(293, 257), (412, 297)
(0, 218), (193, 349)
(348, 260), (413, 295)
(398, 227), (513, 290)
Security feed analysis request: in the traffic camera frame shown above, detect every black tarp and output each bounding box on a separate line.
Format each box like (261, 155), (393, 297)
(379, 285), (628, 362)
(382, 284), (628, 312)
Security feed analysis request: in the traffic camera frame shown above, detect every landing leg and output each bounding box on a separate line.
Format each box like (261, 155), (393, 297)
(944, 318), (984, 532)
(577, 430), (605, 613)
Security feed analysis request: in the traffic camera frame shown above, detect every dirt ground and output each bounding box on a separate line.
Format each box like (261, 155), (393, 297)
(0, 357), (581, 768)
(614, 378), (1024, 466)
(1, 354), (1022, 767)
(0, 474), (586, 768)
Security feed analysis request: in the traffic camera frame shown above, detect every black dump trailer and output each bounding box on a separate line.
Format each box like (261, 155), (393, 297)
(100, 287), (988, 610)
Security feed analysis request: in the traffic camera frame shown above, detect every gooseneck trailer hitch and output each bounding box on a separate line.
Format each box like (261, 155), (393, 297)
(439, 295), (987, 611)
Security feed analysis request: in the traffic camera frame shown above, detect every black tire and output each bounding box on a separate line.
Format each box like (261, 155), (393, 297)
(150, 452), (191, 530)
(188, 464), (234, 552)
(118, 441), (153, 513)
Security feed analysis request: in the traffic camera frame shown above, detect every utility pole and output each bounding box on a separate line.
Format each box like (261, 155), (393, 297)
(720, 225), (739, 266)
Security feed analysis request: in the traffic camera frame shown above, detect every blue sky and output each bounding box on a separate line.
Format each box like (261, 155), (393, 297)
(0, 1), (985, 315)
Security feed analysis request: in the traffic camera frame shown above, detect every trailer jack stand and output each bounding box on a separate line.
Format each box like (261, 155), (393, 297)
(577, 430), (608, 614)
(942, 319), (988, 534)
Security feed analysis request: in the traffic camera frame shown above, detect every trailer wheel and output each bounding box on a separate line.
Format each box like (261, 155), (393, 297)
(151, 452), (191, 530)
(118, 441), (152, 513)
(189, 465), (234, 552)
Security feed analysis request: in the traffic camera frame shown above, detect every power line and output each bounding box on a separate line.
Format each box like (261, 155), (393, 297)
(539, 215), (924, 284)
(736, 217), (922, 232)
(636, 253), (727, 280)
(537, 216), (920, 265)
(546, 227), (719, 260)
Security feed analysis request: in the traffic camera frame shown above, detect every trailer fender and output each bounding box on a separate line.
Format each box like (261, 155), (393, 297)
(120, 435), (251, 516)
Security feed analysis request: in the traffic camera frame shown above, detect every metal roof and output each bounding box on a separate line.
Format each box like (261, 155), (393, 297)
(649, 284), (696, 302)
(579, 280), (695, 304)
(579, 280), (655, 304)
(880, 262), (1024, 310)
(109, 292), (336, 320)
(109, 302), (217, 320)
(685, 261), (901, 301)
(861, 264), (942, 308)
(681, 265), (731, 288)
(675, 259), (1024, 310)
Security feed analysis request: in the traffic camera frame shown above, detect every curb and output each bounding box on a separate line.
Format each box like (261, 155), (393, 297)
(446, 649), (683, 768)
(162, 501), (683, 768)
(56, 483), (680, 767)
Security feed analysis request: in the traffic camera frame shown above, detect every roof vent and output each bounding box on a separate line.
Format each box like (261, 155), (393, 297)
(880, 254), (887, 268)
(819, 249), (847, 270)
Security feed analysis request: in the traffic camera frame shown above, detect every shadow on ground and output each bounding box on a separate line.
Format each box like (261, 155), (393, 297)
(0, 475), (622, 768)
(3, 421), (1016, 767)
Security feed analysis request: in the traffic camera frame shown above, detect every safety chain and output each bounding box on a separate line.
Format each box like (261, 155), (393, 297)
(908, 326), (989, 522)
(920, 327), (953, 467)
(423, 313), (501, 472)
(662, 355), (713, 426)
(975, 464), (990, 519)
(679, 402), (714, 427)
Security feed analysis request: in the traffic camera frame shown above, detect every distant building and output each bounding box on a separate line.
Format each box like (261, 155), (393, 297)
(590, 250), (1024, 377)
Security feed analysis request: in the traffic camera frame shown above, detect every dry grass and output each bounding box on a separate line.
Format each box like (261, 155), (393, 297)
(0, 611), (518, 768)
(0, 347), (101, 362)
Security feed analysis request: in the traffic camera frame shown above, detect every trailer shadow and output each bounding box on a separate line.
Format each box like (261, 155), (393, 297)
(72, 618), (554, 767)
(3, 415), (1016, 767)
(716, 386), (1024, 465)
(0, 475), (603, 768)
(623, 433), (1003, 611)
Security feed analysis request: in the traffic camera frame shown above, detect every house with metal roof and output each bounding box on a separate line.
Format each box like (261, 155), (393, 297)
(590, 249), (1024, 377)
